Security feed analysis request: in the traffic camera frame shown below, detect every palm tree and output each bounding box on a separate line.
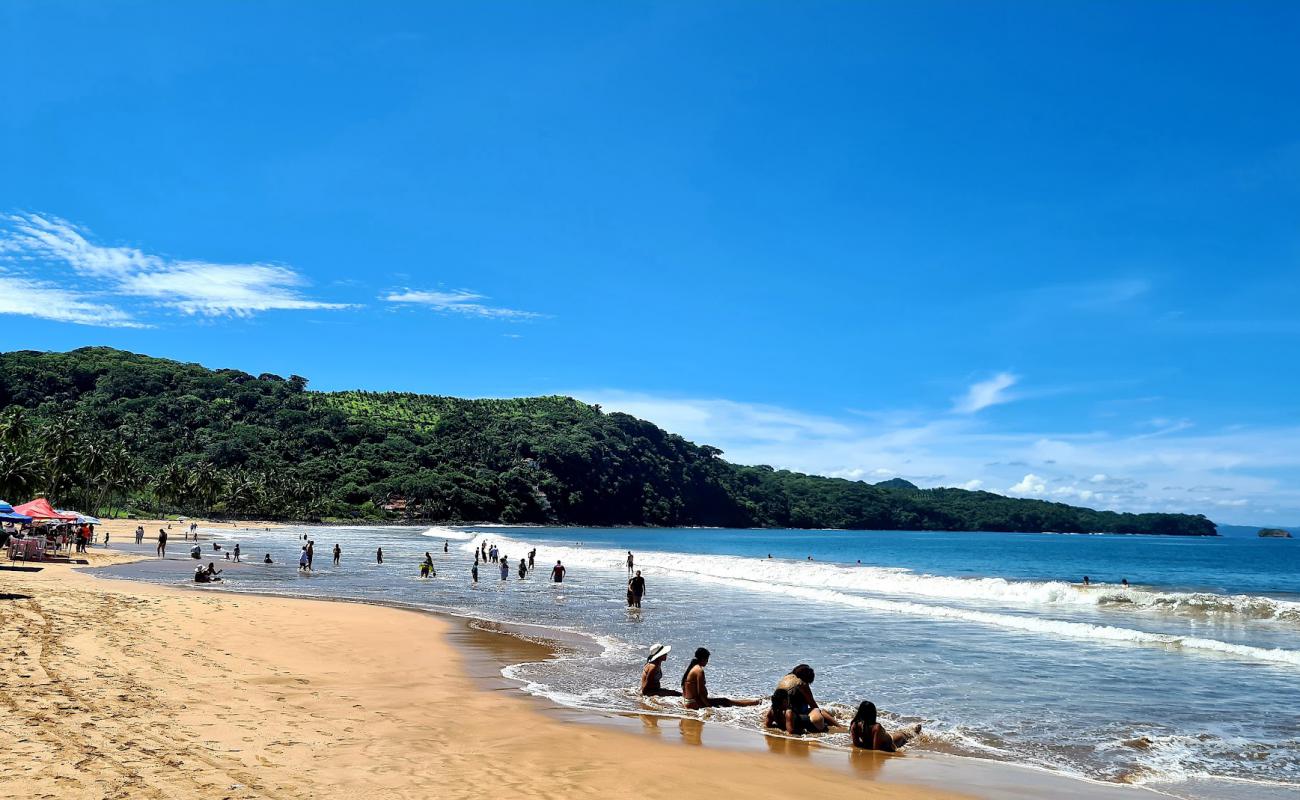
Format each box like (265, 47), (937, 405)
(0, 445), (43, 502)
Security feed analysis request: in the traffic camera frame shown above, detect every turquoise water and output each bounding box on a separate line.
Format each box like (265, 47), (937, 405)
(100, 525), (1300, 799)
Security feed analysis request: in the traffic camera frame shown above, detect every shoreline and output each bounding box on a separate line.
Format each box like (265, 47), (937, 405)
(72, 549), (1159, 800)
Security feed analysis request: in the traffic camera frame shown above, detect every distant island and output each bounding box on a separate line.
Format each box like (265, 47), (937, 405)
(0, 347), (1217, 535)
(1259, 528), (1294, 538)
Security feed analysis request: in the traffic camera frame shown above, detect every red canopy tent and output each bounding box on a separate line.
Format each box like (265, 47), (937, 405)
(13, 498), (79, 522)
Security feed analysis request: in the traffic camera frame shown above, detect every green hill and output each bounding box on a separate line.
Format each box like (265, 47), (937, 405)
(0, 347), (1216, 535)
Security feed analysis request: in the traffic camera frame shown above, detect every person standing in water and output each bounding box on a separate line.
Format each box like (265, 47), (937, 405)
(299, 547), (310, 573)
(517, 559), (527, 579)
(499, 556), (510, 581)
(550, 560), (566, 582)
(233, 543), (240, 563)
(639, 643), (680, 697)
(156, 528), (168, 557)
(850, 701), (920, 751)
(680, 647), (761, 710)
(333, 543), (341, 566)
(626, 551), (634, 575)
(628, 570), (646, 608)
(471, 562), (479, 584)
(528, 548), (536, 571)
(444, 540), (449, 553)
(306, 541), (315, 569)
(376, 547), (384, 564)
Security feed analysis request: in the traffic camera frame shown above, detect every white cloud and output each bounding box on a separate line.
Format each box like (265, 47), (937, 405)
(1008, 474), (1048, 496)
(3, 213), (158, 278)
(121, 263), (350, 316)
(953, 372), (1018, 414)
(384, 289), (541, 320)
(960, 479), (984, 490)
(0, 212), (348, 320)
(0, 274), (144, 328)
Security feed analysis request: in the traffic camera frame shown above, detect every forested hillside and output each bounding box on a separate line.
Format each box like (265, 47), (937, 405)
(0, 348), (1216, 534)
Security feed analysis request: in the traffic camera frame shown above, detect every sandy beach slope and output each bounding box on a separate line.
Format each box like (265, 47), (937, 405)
(0, 556), (965, 800)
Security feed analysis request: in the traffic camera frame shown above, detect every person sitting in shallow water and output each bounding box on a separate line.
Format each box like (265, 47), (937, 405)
(681, 647), (761, 710)
(850, 701), (920, 752)
(776, 664), (838, 726)
(639, 643), (681, 698)
(264, 554), (273, 564)
(765, 688), (834, 735)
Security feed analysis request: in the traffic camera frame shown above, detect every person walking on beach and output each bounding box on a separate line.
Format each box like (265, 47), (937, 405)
(103, 529), (110, 548)
(850, 701), (919, 751)
(639, 643), (680, 697)
(233, 543), (240, 562)
(518, 559), (527, 579)
(628, 570), (646, 608)
(528, 549), (536, 571)
(472, 562), (479, 584)
(500, 556), (510, 581)
(333, 543), (341, 566)
(156, 528), (168, 557)
(627, 551), (634, 575)
(681, 647), (761, 710)
(550, 560), (566, 582)
(135, 525), (144, 545)
(376, 547), (384, 564)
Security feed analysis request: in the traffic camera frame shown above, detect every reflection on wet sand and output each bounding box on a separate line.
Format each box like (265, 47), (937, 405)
(762, 732), (813, 758)
(850, 746), (890, 778)
(679, 717), (704, 745)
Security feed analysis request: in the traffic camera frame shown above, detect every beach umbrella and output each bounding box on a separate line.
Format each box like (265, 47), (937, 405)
(0, 502), (32, 523)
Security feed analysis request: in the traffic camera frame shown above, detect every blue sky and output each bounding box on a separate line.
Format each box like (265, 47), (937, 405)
(2, 2), (1298, 524)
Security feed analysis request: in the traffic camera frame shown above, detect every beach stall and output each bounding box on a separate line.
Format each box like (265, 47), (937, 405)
(11, 498), (79, 560)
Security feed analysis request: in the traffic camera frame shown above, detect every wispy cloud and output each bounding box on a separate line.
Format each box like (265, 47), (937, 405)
(384, 289), (541, 320)
(577, 389), (1300, 524)
(0, 274), (145, 328)
(0, 212), (350, 323)
(952, 372), (1018, 414)
(121, 263), (349, 316)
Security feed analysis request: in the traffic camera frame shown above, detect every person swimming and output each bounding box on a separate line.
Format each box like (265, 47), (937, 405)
(850, 701), (920, 752)
(681, 647), (761, 710)
(264, 553), (273, 564)
(765, 688), (833, 735)
(639, 643), (680, 697)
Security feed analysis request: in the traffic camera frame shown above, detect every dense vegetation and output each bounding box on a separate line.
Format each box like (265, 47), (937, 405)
(0, 348), (1216, 535)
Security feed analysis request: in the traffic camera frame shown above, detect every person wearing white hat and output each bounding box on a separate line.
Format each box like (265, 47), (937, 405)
(639, 643), (680, 697)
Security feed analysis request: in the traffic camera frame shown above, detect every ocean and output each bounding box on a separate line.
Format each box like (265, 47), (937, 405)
(99, 524), (1300, 799)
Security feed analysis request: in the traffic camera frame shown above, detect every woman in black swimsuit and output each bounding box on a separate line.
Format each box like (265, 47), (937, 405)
(850, 701), (920, 751)
(765, 688), (829, 735)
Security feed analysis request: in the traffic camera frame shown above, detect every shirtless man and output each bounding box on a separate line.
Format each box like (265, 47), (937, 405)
(681, 647), (761, 710)
(639, 643), (680, 697)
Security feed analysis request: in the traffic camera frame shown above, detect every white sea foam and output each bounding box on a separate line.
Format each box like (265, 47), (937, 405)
(468, 532), (1300, 668)
(461, 532), (1300, 622)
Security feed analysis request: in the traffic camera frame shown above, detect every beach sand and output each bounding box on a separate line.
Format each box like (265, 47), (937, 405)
(1, 554), (967, 800)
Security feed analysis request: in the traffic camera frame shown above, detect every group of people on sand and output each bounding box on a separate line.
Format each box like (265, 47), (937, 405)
(639, 646), (920, 752)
